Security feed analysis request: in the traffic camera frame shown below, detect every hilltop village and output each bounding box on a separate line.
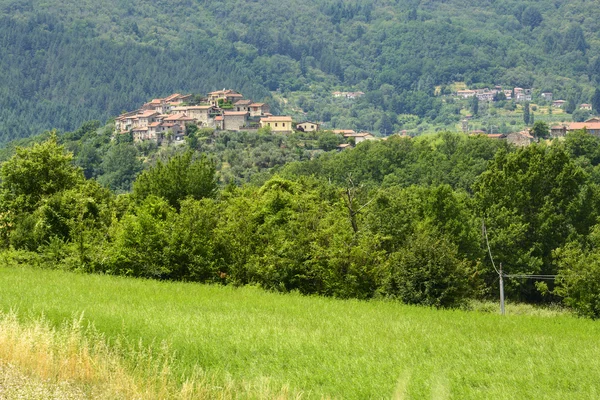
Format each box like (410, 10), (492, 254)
(114, 89), (382, 147)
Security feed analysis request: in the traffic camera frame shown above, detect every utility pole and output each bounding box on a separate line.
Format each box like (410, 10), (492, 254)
(499, 262), (505, 315)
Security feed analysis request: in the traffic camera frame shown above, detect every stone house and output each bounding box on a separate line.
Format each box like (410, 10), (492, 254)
(223, 111), (249, 131)
(550, 125), (567, 137)
(234, 99), (253, 112)
(506, 131), (534, 146)
(136, 110), (160, 128)
(208, 89), (243, 107)
(186, 106), (215, 126)
(249, 103), (270, 117)
(541, 92), (553, 102)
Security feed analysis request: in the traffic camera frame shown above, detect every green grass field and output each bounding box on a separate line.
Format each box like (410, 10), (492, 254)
(1, 266), (599, 399)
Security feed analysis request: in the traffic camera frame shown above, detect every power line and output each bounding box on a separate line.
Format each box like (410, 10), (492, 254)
(482, 218), (500, 276)
(504, 274), (557, 280)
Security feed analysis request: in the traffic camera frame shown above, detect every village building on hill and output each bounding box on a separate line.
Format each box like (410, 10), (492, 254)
(296, 122), (320, 132)
(115, 89), (286, 144)
(260, 116), (293, 133)
(343, 131), (375, 144)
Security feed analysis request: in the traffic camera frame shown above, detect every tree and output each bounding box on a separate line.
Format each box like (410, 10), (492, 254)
(523, 102), (530, 125)
(317, 131), (343, 151)
(470, 95), (478, 116)
(556, 225), (600, 318)
(133, 151), (217, 209)
(530, 121), (549, 139)
(97, 144), (143, 193)
(0, 133), (84, 214)
(592, 88), (600, 113)
(473, 145), (590, 301)
(382, 226), (473, 308)
(521, 7), (543, 30)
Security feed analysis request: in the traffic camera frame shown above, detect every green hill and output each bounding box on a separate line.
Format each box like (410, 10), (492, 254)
(1, 0), (599, 141)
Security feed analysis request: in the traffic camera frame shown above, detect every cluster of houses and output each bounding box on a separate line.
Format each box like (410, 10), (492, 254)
(456, 87), (532, 102)
(114, 89), (384, 150)
(470, 117), (600, 146)
(456, 87), (592, 111)
(115, 90), (295, 143)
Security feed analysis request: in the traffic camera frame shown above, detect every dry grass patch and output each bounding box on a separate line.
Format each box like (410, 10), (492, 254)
(0, 311), (302, 399)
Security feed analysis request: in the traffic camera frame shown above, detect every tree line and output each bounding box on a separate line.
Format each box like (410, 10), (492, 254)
(3, 128), (600, 317)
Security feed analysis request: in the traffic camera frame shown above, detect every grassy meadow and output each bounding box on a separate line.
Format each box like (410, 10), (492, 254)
(1, 266), (599, 399)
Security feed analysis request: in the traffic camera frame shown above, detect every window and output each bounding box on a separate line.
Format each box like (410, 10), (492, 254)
(282, 123), (285, 127)
(275, 123), (278, 127)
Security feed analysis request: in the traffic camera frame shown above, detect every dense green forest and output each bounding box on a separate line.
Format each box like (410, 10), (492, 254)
(1, 0), (600, 141)
(4, 122), (600, 317)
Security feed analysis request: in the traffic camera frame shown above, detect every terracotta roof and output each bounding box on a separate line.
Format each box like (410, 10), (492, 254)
(186, 106), (212, 110)
(137, 110), (159, 118)
(260, 116), (293, 122)
(487, 134), (506, 139)
(163, 113), (187, 121)
(133, 127), (148, 131)
(215, 116), (224, 121)
(164, 93), (182, 102)
(568, 122), (600, 130)
(149, 122), (162, 127)
(250, 103), (265, 107)
(297, 121), (319, 125)
(223, 111), (249, 116)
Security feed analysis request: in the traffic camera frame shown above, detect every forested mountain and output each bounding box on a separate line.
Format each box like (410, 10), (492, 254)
(1, 0), (600, 141)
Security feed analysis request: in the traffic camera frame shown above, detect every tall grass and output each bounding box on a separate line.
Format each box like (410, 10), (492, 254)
(1, 266), (600, 398)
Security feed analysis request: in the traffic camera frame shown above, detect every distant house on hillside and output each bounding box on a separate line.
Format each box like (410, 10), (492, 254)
(550, 125), (567, 137)
(260, 116), (293, 133)
(457, 90), (476, 98)
(343, 132), (375, 144)
(332, 129), (356, 135)
(580, 104), (592, 110)
(476, 92), (495, 102)
(568, 121), (600, 136)
(208, 89), (243, 107)
(541, 92), (553, 102)
(296, 122), (320, 132)
(552, 100), (566, 108)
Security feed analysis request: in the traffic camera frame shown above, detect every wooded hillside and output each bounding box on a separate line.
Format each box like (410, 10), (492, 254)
(1, 0), (599, 141)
